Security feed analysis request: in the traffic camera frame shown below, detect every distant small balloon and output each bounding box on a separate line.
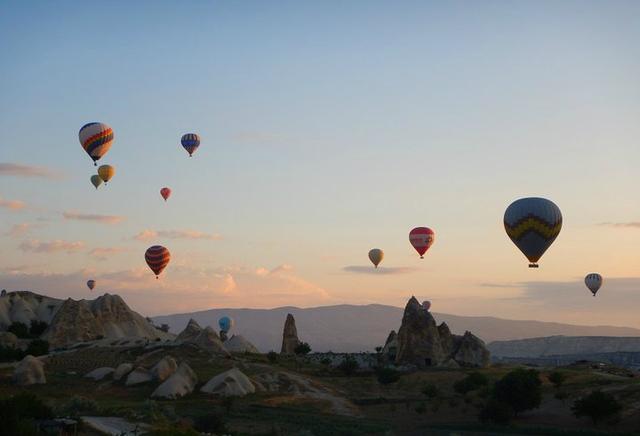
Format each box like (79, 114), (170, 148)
(218, 316), (234, 333)
(160, 187), (171, 202)
(181, 133), (200, 157)
(87, 280), (96, 291)
(585, 273), (603, 297)
(422, 300), (431, 311)
(90, 175), (103, 190)
(368, 248), (384, 269)
(98, 164), (115, 184)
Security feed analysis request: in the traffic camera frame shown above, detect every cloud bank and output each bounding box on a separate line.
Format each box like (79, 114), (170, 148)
(0, 162), (64, 180)
(63, 211), (125, 224)
(0, 197), (26, 210)
(133, 229), (222, 241)
(19, 239), (85, 253)
(342, 265), (417, 275)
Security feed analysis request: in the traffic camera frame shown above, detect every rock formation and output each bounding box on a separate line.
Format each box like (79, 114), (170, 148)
(189, 326), (229, 355)
(381, 330), (398, 362)
(395, 297), (489, 368)
(224, 335), (259, 353)
(151, 362), (197, 399)
(220, 331), (228, 342)
(113, 363), (134, 381)
(175, 318), (202, 342)
(201, 367), (255, 397)
(0, 291), (62, 329)
(151, 356), (177, 382)
(125, 367), (153, 386)
(13, 355), (46, 385)
(84, 367), (114, 381)
(281, 313), (301, 354)
(0, 331), (18, 348)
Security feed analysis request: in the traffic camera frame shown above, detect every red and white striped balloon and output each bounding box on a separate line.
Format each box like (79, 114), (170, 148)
(409, 227), (435, 259)
(145, 245), (171, 279)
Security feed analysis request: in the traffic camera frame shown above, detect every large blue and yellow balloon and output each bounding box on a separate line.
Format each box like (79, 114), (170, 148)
(504, 197), (562, 268)
(79, 122), (114, 166)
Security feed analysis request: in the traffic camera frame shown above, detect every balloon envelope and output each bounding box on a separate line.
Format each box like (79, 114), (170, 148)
(98, 165), (115, 183)
(422, 300), (431, 311)
(87, 280), (96, 291)
(368, 248), (384, 268)
(145, 245), (171, 278)
(218, 316), (234, 333)
(79, 122), (113, 165)
(90, 175), (102, 189)
(181, 133), (200, 157)
(585, 273), (603, 296)
(160, 187), (171, 201)
(504, 197), (562, 267)
(410, 227), (435, 258)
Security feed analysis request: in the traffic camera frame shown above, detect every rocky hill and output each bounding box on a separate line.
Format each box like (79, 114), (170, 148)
(0, 291), (63, 328)
(488, 335), (640, 358)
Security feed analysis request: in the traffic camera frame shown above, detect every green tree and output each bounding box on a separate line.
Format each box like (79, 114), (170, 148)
(294, 342), (311, 356)
(572, 391), (622, 426)
(493, 368), (542, 416)
(25, 339), (49, 356)
(267, 351), (278, 363)
(421, 383), (440, 399)
(548, 370), (568, 388)
(454, 372), (489, 394)
(337, 356), (359, 376)
(28, 320), (48, 337)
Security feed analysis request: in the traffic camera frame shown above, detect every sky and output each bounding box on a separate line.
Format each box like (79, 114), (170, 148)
(1, 1), (639, 326)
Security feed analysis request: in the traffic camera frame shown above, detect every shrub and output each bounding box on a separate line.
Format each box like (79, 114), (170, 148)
(337, 356), (359, 376)
(57, 396), (101, 417)
(320, 357), (331, 366)
(194, 412), (228, 434)
(294, 342), (311, 356)
(421, 383), (440, 399)
(0, 392), (53, 435)
(572, 391), (622, 426)
(267, 351), (278, 363)
(28, 320), (48, 337)
(25, 339), (49, 356)
(479, 399), (513, 424)
(454, 372), (489, 394)
(375, 346), (383, 354)
(8, 321), (29, 338)
(493, 368), (541, 416)
(376, 367), (401, 385)
(548, 370), (568, 388)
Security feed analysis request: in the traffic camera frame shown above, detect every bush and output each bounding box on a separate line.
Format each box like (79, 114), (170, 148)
(320, 357), (331, 366)
(572, 391), (622, 426)
(421, 383), (440, 399)
(294, 342), (311, 356)
(0, 345), (25, 362)
(454, 372), (489, 394)
(194, 412), (228, 434)
(0, 392), (53, 435)
(337, 356), (359, 376)
(8, 321), (29, 338)
(57, 396), (101, 417)
(493, 368), (542, 416)
(479, 399), (513, 425)
(26, 339), (49, 356)
(548, 370), (568, 388)
(376, 367), (401, 385)
(267, 351), (278, 363)
(29, 320), (48, 337)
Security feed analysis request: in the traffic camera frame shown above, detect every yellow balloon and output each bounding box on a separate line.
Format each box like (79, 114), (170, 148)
(368, 248), (384, 268)
(98, 165), (115, 184)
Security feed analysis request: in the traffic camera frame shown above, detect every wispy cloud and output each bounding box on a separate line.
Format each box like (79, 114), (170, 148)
(0, 197), (26, 211)
(133, 229), (222, 241)
(6, 223), (34, 237)
(598, 222), (640, 229)
(342, 265), (417, 275)
(19, 239), (85, 253)
(63, 211), (125, 225)
(88, 247), (128, 260)
(0, 162), (64, 180)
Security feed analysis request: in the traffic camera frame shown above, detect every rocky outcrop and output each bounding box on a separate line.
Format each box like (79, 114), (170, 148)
(224, 335), (259, 353)
(0, 331), (18, 348)
(394, 297), (489, 368)
(281, 314), (301, 354)
(189, 326), (229, 355)
(13, 355), (46, 385)
(0, 291), (63, 329)
(151, 363), (197, 399)
(176, 318), (202, 342)
(84, 367), (114, 381)
(151, 356), (177, 382)
(201, 367), (255, 397)
(113, 363), (133, 381)
(125, 367), (153, 386)
(42, 293), (172, 348)
(220, 331), (228, 342)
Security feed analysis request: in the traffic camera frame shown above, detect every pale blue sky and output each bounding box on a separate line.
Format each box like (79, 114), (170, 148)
(1, 1), (639, 324)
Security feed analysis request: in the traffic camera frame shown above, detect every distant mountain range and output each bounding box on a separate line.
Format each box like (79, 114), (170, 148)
(488, 336), (640, 358)
(152, 304), (640, 353)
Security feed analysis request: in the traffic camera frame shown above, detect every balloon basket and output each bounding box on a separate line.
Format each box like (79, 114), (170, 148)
(528, 263), (539, 268)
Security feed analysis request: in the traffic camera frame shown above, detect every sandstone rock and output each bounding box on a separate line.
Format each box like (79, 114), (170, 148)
(151, 363), (197, 399)
(176, 318), (202, 342)
(84, 367), (114, 381)
(382, 330), (397, 361)
(220, 331), (228, 342)
(452, 331), (490, 367)
(0, 331), (18, 348)
(125, 367), (153, 386)
(189, 326), (229, 355)
(201, 367), (255, 397)
(224, 335), (259, 354)
(0, 291), (62, 329)
(13, 355), (46, 385)
(151, 356), (178, 382)
(113, 363), (134, 381)
(281, 313), (300, 354)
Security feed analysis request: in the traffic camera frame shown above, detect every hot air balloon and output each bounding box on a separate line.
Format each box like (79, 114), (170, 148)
(160, 187), (171, 202)
(422, 300), (431, 311)
(368, 248), (384, 268)
(79, 122), (114, 166)
(181, 133), (200, 157)
(145, 245), (171, 279)
(98, 165), (115, 184)
(90, 175), (103, 189)
(504, 197), (562, 268)
(410, 227), (435, 259)
(585, 273), (603, 297)
(87, 280), (96, 291)
(218, 316), (234, 333)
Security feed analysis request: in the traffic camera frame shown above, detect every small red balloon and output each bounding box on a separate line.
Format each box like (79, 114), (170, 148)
(160, 187), (171, 202)
(409, 227), (435, 259)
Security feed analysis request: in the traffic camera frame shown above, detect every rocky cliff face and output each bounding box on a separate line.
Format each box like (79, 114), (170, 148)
(176, 318), (202, 342)
(395, 297), (489, 368)
(43, 294), (170, 347)
(0, 291), (63, 329)
(281, 313), (300, 354)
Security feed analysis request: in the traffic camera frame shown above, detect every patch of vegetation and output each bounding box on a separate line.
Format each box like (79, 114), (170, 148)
(0, 345), (25, 362)
(267, 351), (278, 363)
(0, 392), (53, 436)
(25, 339), (49, 356)
(56, 395), (101, 417)
(337, 356), (359, 376)
(193, 411), (229, 434)
(376, 367), (401, 385)
(29, 320), (48, 337)
(572, 390), (622, 426)
(479, 398), (513, 424)
(294, 342), (312, 356)
(7, 321), (30, 338)
(493, 368), (542, 416)
(421, 382), (440, 399)
(454, 371), (489, 394)
(548, 370), (568, 388)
